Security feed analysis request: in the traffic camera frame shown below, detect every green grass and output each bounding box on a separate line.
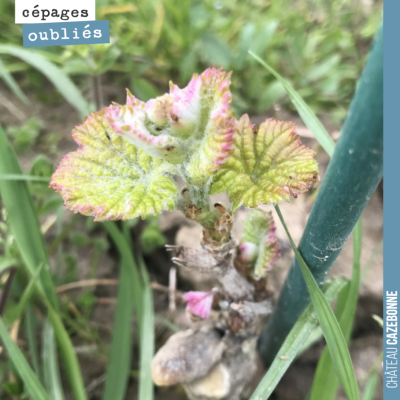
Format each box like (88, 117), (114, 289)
(274, 205), (360, 400)
(0, 45), (91, 118)
(0, 124), (88, 400)
(250, 276), (349, 400)
(0, 0), (382, 120)
(0, 316), (49, 400)
(0, 125), (158, 399)
(310, 221), (362, 400)
(0, 1), (382, 398)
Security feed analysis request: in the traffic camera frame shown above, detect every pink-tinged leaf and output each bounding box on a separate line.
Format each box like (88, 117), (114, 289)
(103, 92), (185, 163)
(210, 115), (320, 209)
(177, 67), (236, 183)
(50, 111), (179, 221)
(183, 291), (215, 319)
(241, 210), (280, 279)
(102, 67), (235, 182)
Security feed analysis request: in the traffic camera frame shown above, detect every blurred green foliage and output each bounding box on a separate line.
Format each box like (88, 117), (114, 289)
(0, 0), (382, 123)
(6, 117), (42, 155)
(141, 216), (166, 253)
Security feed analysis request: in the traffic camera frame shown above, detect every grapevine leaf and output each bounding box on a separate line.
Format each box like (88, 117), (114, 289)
(210, 115), (319, 210)
(240, 210), (280, 279)
(182, 68), (235, 183)
(50, 112), (179, 221)
(103, 67), (235, 184)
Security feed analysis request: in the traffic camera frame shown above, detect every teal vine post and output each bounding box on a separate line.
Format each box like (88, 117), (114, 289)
(258, 27), (383, 365)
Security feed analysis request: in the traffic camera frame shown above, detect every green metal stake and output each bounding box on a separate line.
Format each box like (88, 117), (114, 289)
(258, 27), (383, 365)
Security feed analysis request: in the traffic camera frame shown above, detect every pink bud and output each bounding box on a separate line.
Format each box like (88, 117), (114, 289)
(183, 291), (215, 320)
(239, 242), (258, 263)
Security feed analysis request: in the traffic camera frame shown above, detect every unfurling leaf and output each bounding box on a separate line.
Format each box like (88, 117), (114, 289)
(50, 112), (179, 221)
(210, 115), (319, 210)
(240, 210), (280, 279)
(51, 67), (319, 223)
(103, 66), (235, 183)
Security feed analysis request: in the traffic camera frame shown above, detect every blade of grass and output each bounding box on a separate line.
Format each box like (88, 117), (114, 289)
(0, 45), (91, 118)
(0, 268), (16, 316)
(274, 204), (359, 400)
(0, 316), (49, 400)
(248, 51), (336, 157)
(372, 315), (383, 328)
(155, 314), (180, 333)
(315, 287), (349, 394)
(361, 351), (383, 390)
(26, 276), (88, 400)
(101, 257), (134, 400)
(0, 125), (88, 400)
(250, 276), (349, 400)
(54, 205), (65, 283)
(297, 326), (323, 358)
(0, 127), (55, 304)
(0, 57), (30, 105)
(26, 302), (41, 379)
(361, 373), (379, 400)
(310, 220), (362, 400)
(122, 222), (144, 317)
(138, 256), (155, 400)
(26, 275), (87, 400)
(0, 174), (50, 182)
(105, 222), (143, 312)
(42, 318), (65, 400)
(46, 302), (88, 400)
(106, 222), (154, 400)
(101, 222), (142, 400)
(0, 258), (18, 273)
(10, 264), (44, 323)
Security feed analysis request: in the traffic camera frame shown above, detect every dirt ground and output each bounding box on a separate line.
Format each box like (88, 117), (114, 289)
(0, 84), (383, 400)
